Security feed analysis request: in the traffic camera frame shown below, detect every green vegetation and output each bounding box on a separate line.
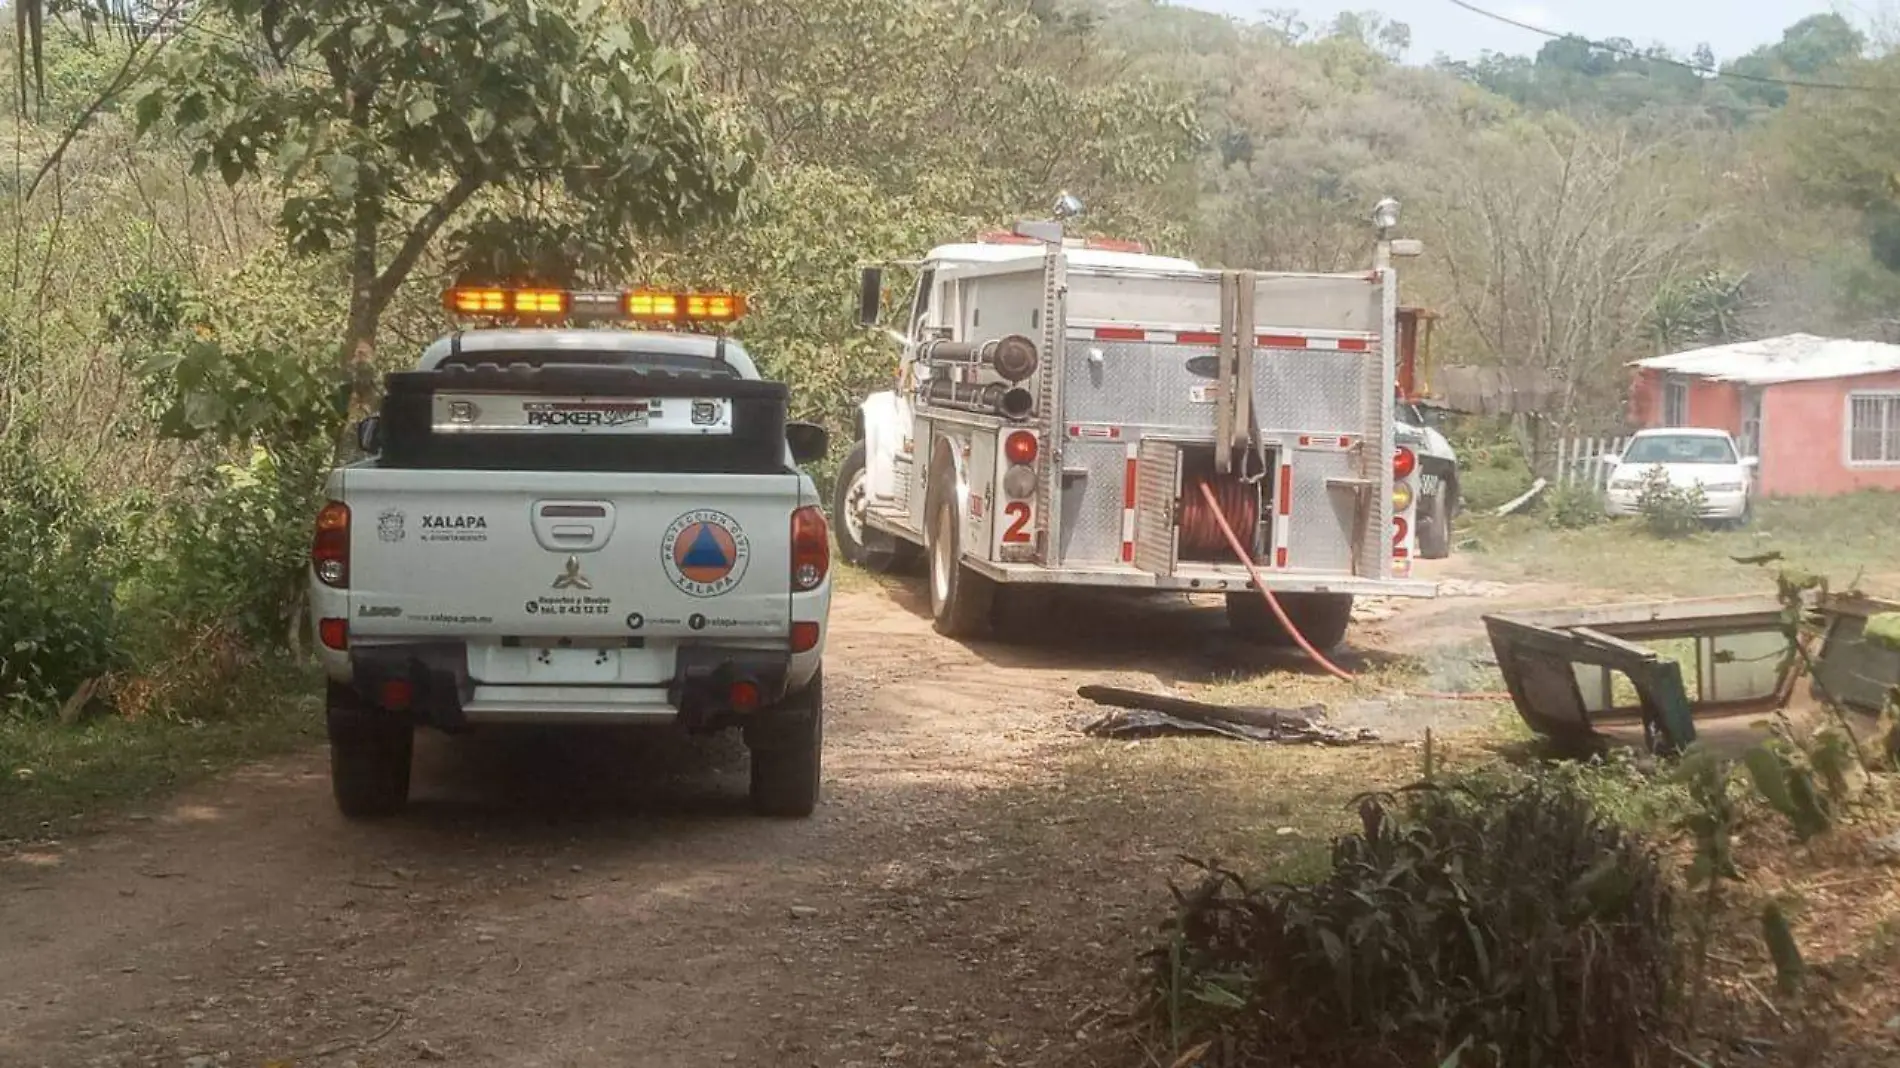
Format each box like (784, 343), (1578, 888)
(1148, 713), (1900, 1068)
(1542, 481), (1607, 530)
(1154, 773), (1677, 1068)
(1634, 466), (1711, 539)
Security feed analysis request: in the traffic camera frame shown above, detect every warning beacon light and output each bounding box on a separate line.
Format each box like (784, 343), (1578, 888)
(442, 286), (748, 325)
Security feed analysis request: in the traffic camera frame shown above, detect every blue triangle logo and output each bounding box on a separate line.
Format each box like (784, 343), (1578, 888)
(681, 525), (729, 569)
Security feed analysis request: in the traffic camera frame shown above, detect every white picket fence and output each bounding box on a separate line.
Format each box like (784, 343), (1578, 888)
(1552, 435), (1629, 492)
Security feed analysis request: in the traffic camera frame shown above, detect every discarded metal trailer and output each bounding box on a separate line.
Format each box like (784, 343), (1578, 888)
(1807, 591), (1900, 715)
(1484, 595), (1801, 755)
(1485, 590), (1900, 755)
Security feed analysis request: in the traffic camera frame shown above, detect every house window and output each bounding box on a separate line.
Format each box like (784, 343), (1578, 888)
(1847, 392), (1900, 465)
(1739, 388), (1762, 459)
(1662, 377), (1688, 427)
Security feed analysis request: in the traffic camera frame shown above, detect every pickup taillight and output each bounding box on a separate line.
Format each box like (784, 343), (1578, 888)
(312, 501), (350, 588)
(790, 505), (829, 592)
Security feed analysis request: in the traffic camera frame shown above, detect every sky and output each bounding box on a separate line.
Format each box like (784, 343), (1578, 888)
(1174, 0), (1882, 63)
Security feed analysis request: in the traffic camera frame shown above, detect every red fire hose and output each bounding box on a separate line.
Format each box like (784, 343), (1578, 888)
(1193, 480), (1508, 702)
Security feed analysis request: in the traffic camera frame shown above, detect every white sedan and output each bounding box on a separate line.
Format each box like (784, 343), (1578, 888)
(1601, 428), (1757, 525)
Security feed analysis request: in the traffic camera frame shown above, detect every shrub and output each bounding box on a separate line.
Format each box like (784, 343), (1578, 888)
(1544, 482), (1606, 530)
(1152, 774), (1676, 1068)
(134, 445), (330, 651)
(1635, 466), (1706, 539)
(0, 446), (136, 712)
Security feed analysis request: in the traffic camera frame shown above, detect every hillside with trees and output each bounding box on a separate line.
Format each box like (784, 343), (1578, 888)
(2, 0), (1898, 793)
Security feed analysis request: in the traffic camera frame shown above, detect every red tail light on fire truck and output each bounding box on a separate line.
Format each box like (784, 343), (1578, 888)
(1391, 445), (1418, 576)
(994, 429), (1042, 559)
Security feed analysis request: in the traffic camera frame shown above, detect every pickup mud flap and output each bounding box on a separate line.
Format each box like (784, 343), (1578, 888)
(348, 643), (795, 730)
(350, 643), (476, 730)
(668, 647), (795, 730)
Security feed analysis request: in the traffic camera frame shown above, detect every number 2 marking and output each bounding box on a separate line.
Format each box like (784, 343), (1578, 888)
(1002, 502), (1033, 543)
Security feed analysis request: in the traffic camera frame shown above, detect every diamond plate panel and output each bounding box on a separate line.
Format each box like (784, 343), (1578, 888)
(1135, 440), (1180, 576)
(1253, 350), (1373, 434)
(1058, 442), (1130, 565)
(1287, 450), (1357, 573)
(1061, 341), (1376, 438)
(1063, 341), (1160, 426)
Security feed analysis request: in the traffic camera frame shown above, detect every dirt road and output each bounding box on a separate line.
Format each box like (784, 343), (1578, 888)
(1, 571), (1516, 1068)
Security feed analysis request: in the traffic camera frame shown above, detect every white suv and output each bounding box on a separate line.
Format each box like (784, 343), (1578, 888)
(1602, 427), (1756, 526)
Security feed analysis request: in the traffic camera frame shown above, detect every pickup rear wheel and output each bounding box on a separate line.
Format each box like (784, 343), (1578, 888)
(748, 669), (824, 818)
(326, 683), (413, 819)
(834, 440), (918, 573)
(927, 483), (995, 639)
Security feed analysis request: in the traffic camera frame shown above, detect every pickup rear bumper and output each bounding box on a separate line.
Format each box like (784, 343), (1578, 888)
(346, 642), (797, 731)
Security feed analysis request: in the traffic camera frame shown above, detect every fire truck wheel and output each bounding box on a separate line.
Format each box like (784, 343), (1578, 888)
(1417, 490), (1452, 560)
(747, 669), (824, 818)
(833, 441), (918, 573)
(927, 485), (996, 639)
(1225, 591), (1355, 651)
(326, 683), (413, 820)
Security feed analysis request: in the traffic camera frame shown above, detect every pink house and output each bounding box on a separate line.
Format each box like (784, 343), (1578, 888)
(1626, 334), (1900, 499)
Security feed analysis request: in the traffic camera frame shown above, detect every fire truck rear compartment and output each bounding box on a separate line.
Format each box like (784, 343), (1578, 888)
(1054, 328), (1383, 579)
(1175, 448), (1270, 564)
(1054, 440), (1276, 569)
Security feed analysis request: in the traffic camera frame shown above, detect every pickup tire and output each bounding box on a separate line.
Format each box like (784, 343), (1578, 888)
(834, 441), (919, 573)
(926, 475), (995, 639)
(326, 683), (414, 819)
(748, 669), (824, 818)
(1416, 489), (1452, 560)
(1226, 591), (1355, 652)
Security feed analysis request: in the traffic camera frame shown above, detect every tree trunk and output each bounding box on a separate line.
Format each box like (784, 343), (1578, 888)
(342, 189), (382, 414)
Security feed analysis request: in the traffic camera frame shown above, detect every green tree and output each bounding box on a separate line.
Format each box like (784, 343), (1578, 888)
(636, 0), (1198, 223)
(1431, 121), (1718, 427)
(135, 0), (756, 401)
(1773, 52), (1900, 286)
(1646, 269), (1754, 351)
(11, 0), (151, 109)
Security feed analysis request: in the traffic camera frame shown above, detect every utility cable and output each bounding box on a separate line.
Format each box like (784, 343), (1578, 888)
(1440, 0), (1885, 94)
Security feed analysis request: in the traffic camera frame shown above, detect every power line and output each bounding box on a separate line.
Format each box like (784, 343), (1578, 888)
(1440, 0), (1884, 93)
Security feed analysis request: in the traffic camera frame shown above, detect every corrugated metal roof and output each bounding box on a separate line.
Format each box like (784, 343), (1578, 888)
(1629, 333), (1900, 385)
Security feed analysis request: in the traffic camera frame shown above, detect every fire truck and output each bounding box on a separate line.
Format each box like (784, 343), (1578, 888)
(833, 194), (1439, 648)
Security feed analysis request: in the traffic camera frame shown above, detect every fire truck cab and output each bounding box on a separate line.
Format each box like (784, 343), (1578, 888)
(835, 195), (1438, 648)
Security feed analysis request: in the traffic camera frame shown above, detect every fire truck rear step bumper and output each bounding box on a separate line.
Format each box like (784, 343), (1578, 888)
(961, 558), (1437, 597)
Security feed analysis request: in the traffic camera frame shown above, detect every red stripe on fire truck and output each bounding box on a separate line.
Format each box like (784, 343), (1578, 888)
(1074, 325), (1375, 349)
(1275, 461), (1293, 569)
(1121, 443), (1138, 563)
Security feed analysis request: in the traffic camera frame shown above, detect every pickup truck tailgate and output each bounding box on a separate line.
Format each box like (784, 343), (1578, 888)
(341, 468), (802, 640)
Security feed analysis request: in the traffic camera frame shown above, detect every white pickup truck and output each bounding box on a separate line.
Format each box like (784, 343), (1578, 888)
(307, 288), (833, 820)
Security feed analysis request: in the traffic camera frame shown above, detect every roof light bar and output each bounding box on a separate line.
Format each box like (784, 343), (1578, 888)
(442, 287), (747, 325)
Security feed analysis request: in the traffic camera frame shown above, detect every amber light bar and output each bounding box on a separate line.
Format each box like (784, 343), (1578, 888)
(442, 287), (747, 324)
